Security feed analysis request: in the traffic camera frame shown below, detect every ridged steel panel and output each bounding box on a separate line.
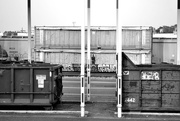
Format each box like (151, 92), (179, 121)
(35, 26), (152, 50)
(35, 52), (151, 66)
(122, 68), (180, 111)
(0, 64), (62, 107)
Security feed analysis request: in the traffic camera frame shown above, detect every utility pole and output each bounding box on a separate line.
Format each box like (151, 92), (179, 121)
(87, 0), (91, 102)
(80, 0), (86, 117)
(116, 0), (122, 118)
(27, 0), (32, 63)
(177, 0), (180, 64)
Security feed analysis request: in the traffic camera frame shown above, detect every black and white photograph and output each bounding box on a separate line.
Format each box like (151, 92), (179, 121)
(0, 0), (179, 121)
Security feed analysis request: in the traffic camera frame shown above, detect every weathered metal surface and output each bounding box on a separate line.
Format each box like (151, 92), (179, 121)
(142, 81), (161, 93)
(0, 38), (34, 60)
(34, 26), (152, 65)
(35, 26), (152, 50)
(162, 94), (179, 107)
(122, 66), (180, 110)
(0, 64), (63, 106)
(162, 71), (180, 80)
(123, 81), (139, 92)
(162, 81), (179, 93)
(123, 71), (140, 80)
(142, 94), (161, 107)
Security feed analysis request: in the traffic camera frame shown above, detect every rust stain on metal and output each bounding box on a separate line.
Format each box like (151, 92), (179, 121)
(162, 71), (180, 80)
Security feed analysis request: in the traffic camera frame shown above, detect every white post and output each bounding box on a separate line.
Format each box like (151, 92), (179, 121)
(177, 0), (180, 64)
(39, 30), (44, 62)
(116, 0), (122, 118)
(87, 0), (91, 102)
(27, 0), (32, 63)
(81, 0), (86, 117)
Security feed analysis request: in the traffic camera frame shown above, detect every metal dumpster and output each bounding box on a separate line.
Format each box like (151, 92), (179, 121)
(122, 62), (180, 111)
(0, 63), (63, 108)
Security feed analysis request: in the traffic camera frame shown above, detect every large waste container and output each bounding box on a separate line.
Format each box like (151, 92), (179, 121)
(122, 60), (180, 111)
(0, 63), (63, 109)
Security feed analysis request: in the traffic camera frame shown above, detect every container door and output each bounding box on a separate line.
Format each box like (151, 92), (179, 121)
(14, 69), (30, 103)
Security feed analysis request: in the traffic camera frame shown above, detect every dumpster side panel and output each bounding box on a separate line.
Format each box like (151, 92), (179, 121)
(0, 69), (11, 101)
(14, 69), (30, 103)
(162, 70), (180, 109)
(123, 70), (140, 110)
(33, 68), (51, 103)
(0, 65), (62, 106)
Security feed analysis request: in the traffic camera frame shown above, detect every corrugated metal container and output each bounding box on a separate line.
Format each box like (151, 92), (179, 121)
(0, 38), (34, 60)
(0, 63), (63, 108)
(34, 26), (152, 66)
(34, 51), (151, 69)
(123, 64), (180, 111)
(152, 34), (177, 64)
(35, 26), (152, 50)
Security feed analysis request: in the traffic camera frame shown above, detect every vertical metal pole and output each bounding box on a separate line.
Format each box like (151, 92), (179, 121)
(39, 30), (44, 62)
(177, 0), (180, 64)
(116, 0), (122, 118)
(87, 0), (91, 102)
(81, 0), (86, 117)
(27, 0), (32, 63)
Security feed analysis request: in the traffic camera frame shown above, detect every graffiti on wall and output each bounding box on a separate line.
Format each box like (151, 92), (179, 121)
(62, 64), (116, 72)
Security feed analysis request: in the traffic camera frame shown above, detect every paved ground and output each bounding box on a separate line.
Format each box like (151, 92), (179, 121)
(1, 102), (180, 121)
(54, 102), (180, 120)
(55, 102), (117, 118)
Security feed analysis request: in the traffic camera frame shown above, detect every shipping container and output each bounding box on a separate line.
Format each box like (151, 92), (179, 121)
(122, 62), (180, 111)
(34, 26), (152, 50)
(152, 34), (177, 64)
(0, 38), (34, 60)
(0, 63), (63, 109)
(34, 51), (151, 70)
(34, 26), (152, 65)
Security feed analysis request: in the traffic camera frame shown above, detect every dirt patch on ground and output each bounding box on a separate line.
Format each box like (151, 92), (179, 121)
(55, 102), (117, 118)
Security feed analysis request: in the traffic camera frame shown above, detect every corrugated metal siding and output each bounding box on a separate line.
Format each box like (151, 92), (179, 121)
(35, 26), (152, 50)
(34, 26), (152, 65)
(35, 52), (151, 65)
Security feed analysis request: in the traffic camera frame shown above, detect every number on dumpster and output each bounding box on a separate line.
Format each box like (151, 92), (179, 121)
(141, 71), (160, 80)
(125, 98), (135, 103)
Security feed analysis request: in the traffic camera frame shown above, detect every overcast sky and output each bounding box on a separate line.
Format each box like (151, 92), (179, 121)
(0, 0), (177, 32)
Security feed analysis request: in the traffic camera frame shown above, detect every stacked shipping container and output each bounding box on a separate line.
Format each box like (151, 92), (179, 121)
(152, 34), (177, 64)
(34, 26), (152, 67)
